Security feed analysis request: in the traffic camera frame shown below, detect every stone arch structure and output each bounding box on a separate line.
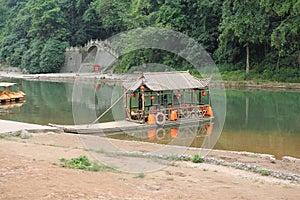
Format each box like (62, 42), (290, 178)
(61, 40), (119, 73)
(84, 40), (119, 73)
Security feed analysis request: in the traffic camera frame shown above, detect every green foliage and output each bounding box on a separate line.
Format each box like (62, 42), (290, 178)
(0, 0), (298, 80)
(21, 39), (68, 73)
(15, 131), (21, 137)
(221, 70), (246, 81)
(135, 173), (145, 178)
(59, 155), (101, 171)
(6, 39), (29, 67)
(217, 0), (268, 72)
(262, 0), (300, 56)
(254, 169), (270, 176)
(39, 39), (68, 73)
(26, 0), (69, 41)
(93, 0), (130, 36)
(192, 154), (204, 163)
(22, 40), (44, 74)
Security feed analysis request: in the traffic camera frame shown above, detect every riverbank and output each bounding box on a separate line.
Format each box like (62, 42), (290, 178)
(222, 80), (300, 90)
(1, 71), (300, 90)
(0, 124), (300, 199)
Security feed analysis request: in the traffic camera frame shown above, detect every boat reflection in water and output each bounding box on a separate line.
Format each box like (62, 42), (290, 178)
(0, 102), (25, 117)
(107, 122), (215, 150)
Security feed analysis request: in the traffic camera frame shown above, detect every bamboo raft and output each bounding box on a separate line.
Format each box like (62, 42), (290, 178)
(49, 117), (212, 134)
(0, 82), (26, 103)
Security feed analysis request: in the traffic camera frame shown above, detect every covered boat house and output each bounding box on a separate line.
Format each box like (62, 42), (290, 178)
(123, 71), (213, 125)
(0, 82), (26, 103)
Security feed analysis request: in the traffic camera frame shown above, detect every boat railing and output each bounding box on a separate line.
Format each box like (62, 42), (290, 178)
(172, 104), (209, 119)
(144, 104), (210, 119)
(128, 103), (210, 123)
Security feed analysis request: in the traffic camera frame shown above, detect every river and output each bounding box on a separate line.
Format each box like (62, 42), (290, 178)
(1, 79), (299, 159)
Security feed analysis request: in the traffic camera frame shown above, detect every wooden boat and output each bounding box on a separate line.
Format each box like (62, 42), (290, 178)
(50, 71), (214, 134)
(123, 71), (213, 125)
(50, 118), (213, 134)
(0, 82), (26, 103)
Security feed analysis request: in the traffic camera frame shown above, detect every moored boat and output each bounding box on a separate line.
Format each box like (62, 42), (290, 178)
(123, 71), (213, 125)
(0, 82), (26, 103)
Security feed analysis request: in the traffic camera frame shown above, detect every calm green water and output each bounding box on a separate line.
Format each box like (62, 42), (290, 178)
(215, 89), (300, 158)
(1, 79), (299, 158)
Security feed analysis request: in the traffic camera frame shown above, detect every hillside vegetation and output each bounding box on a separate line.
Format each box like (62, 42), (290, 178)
(0, 0), (299, 82)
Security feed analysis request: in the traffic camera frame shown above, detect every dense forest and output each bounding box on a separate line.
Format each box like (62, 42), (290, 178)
(0, 0), (299, 82)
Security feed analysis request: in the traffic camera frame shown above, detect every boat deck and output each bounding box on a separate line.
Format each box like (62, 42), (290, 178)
(49, 118), (212, 134)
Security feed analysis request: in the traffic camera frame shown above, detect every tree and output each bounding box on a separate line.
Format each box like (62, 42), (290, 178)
(155, 0), (188, 31)
(7, 39), (28, 67)
(26, 0), (69, 41)
(218, 0), (267, 73)
(261, 0), (300, 70)
(124, 0), (160, 29)
(90, 0), (130, 39)
(60, 0), (94, 46)
(0, 0), (29, 63)
(184, 0), (222, 54)
(39, 39), (68, 73)
(22, 40), (44, 73)
(0, 0), (27, 40)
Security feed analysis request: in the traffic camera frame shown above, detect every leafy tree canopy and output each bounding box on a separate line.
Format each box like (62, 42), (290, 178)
(0, 0), (298, 82)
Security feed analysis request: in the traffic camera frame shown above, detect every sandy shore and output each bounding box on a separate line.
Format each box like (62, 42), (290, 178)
(0, 129), (300, 200)
(1, 71), (300, 199)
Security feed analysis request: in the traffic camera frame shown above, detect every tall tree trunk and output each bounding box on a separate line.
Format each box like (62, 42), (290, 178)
(276, 54), (280, 71)
(246, 43), (250, 74)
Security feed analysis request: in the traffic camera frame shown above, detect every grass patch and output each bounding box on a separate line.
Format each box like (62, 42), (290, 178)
(249, 154), (258, 158)
(192, 155), (204, 163)
(15, 131), (21, 137)
(235, 166), (244, 170)
(255, 169), (270, 176)
(59, 155), (114, 172)
(135, 173), (145, 178)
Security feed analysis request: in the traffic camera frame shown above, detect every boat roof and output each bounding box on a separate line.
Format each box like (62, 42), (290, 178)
(124, 71), (210, 91)
(0, 82), (17, 87)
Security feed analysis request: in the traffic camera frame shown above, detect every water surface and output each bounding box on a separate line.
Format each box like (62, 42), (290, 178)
(0, 79), (299, 158)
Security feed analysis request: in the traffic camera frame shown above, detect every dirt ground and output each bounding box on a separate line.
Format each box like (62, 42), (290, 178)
(0, 132), (300, 200)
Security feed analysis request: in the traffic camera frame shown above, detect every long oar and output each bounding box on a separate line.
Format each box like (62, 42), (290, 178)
(90, 77), (140, 126)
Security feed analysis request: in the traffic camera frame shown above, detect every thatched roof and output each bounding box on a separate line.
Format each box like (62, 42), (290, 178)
(124, 71), (210, 91)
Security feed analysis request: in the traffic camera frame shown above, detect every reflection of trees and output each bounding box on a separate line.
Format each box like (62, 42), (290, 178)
(4, 80), (73, 125)
(71, 81), (125, 124)
(225, 89), (300, 134)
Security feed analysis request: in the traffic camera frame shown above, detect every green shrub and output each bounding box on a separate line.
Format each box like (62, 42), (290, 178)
(59, 155), (101, 171)
(192, 155), (204, 163)
(221, 70), (245, 81)
(272, 68), (300, 83)
(255, 169), (270, 176)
